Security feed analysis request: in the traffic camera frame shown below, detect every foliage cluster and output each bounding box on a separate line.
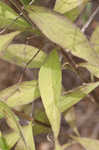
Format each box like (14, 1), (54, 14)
(0, 0), (99, 150)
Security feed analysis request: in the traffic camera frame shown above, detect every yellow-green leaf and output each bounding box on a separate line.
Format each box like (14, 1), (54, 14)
(15, 122), (35, 150)
(0, 44), (46, 68)
(0, 32), (20, 51)
(27, 5), (99, 66)
(73, 136), (99, 150)
(39, 49), (62, 138)
(58, 82), (99, 112)
(54, 0), (88, 14)
(0, 80), (40, 108)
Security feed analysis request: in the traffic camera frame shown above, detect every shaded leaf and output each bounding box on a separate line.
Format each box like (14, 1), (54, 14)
(79, 63), (99, 78)
(0, 44), (46, 68)
(39, 49), (62, 138)
(34, 109), (49, 125)
(0, 80), (40, 107)
(73, 136), (99, 150)
(27, 5), (99, 66)
(64, 107), (79, 136)
(54, 0), (88, 14)
(0, 101), (28, 149)
(58, 82), (99, 112)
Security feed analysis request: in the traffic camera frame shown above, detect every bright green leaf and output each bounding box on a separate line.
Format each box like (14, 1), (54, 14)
(0, 80), (40, 108)
(72, 136), (99, 150)
(27, 5), (99, 67)
(0, 44), (47, 68)
(54, 0), (88, 14)
(58, 82), (99, 112)
(39, 49), (62, 138)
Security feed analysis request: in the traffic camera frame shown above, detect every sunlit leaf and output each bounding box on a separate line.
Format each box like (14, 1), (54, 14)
(58, 82), (99, 112)
(0, 1), (31, 31)
(0, 32), (20, 51)
(39, 49), (62, 138)
(0, 80), (40, 107)
(72, 136), (99, 150)
(27, 5), (99, 66)
(15, 122), (35, 150)
(0, 44), (47, 68)
(54, 0), (88, 14)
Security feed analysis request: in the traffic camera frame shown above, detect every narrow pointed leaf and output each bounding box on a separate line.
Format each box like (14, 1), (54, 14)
(58, 82), (99, 112)
(0, 80), (40, 108)
(73, 136), (99, 150)
(0, 44), (46, 68)
(27, 5), (99, 66)
(39, 50), (62, 138)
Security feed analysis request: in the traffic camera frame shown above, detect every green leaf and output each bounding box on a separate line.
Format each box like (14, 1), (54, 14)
(64, 3), (86, 21)
(34, 109), (49, 125)
(0, 101), (28, 149)
(27, 5), (99, 66)
(0, 44), (47, 68)
(0, 80), (40, 108)
(58, 82), (99, 112)
(33, 123), (51, 136)
(0, 1), (31, 31)
(54, 0), (88, 14)
(0, 132), (9, 150)
(91, 26), (99, 53)
(72, 136), (99, 150)
(4, 131), (20, 149)
(39, 49), (62, 138)
(15, 122), (35, 150)
(0, 31), (20, 51)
